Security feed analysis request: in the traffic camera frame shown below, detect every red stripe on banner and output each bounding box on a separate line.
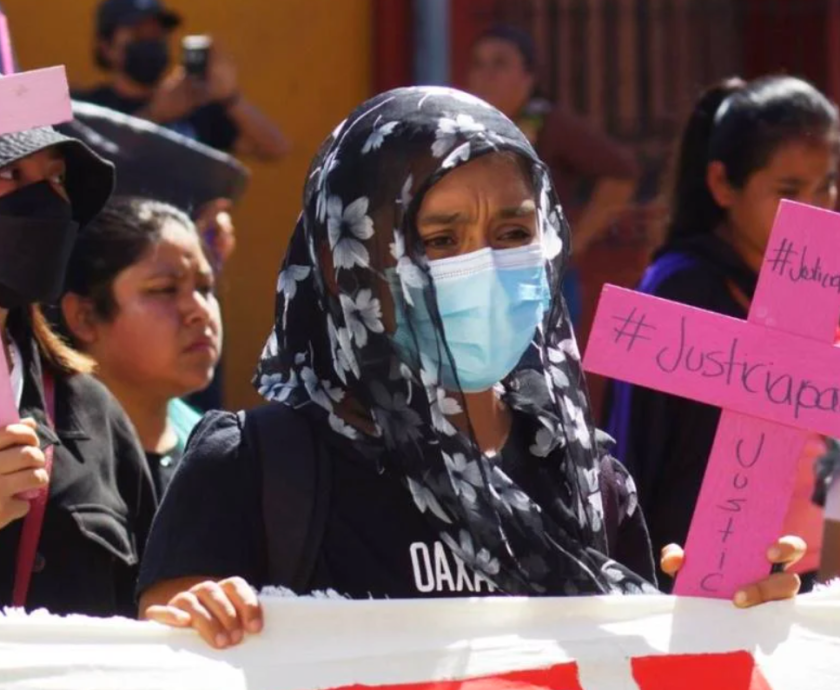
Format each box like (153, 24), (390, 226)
(632, 652), (773, 690)
(329, 663), (584, 690)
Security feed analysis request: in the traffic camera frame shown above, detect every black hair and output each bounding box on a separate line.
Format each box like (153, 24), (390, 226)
(473, 24), (537, 74)
(664, 75), (840, 244)
(64, 196), (197, 321)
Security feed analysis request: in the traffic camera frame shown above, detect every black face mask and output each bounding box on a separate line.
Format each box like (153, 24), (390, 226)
(0, 182), (79, 310)
(123, 39), (170, 87)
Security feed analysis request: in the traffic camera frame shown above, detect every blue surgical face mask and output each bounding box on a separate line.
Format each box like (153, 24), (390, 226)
(389, 244), (550, 392)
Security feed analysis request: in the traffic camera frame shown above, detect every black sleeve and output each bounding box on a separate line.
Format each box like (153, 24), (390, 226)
(188, 103), (240, 152)
(137, 411), (266, 596)
(608, 267), (730, 591)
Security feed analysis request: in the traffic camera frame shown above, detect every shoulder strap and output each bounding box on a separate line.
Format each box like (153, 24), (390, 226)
(239, 404), (332, 593)
(12, 371), (56, 608)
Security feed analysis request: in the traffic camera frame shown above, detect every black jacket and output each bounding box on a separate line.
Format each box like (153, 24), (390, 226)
(0, 319), (157, 617)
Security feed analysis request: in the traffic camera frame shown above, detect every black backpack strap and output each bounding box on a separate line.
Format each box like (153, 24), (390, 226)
(238, 404), (332, 593)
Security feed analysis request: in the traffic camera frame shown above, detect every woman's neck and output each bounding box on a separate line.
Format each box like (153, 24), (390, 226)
(458, 389), (512, 454)
(96, 371), (176, 454)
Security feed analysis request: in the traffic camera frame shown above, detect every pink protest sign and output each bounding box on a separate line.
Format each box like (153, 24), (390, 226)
(584, 200), (840, 597)
(0, 66), (72, 136)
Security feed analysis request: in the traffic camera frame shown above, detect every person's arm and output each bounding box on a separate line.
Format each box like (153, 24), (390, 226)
(0, 418), (46, 530)
(136, 410), (266, 647)
(539, 108), (639, 254)
(569, 178), (637, 255)
(226, 97), (291, 161)
(207, 48), (290, 161)
(818, 475), (840, 582)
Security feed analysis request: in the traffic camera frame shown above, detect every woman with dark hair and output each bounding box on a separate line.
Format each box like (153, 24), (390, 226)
(607, 75), (840, 591)
(136, 87), (803, 649)
(467, 25), (640, 326)
(60, 197), (222, 497)
(0, 127), (157, 617)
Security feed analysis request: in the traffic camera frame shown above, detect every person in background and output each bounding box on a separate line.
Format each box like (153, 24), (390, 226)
(467, 24), (639, 326)
(73, 0), (289, 160)
(0, 127), (156, 617)
(57, 98), (249, 412)
(814, 442), (840, 582)
(136, 87), (802, 649)
(606, 76), (840, 592)
(61, 197), (222, 497)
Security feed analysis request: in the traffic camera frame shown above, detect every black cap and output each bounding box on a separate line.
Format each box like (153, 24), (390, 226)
(0, 127), (115, 227)
(96, 0), (182, 37)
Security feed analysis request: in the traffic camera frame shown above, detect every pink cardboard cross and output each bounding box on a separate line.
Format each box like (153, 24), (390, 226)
(584, 200), (840, 598)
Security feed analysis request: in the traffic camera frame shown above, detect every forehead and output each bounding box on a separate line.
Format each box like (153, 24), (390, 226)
(113, 18), (166, 41)
(422, 153), (534, 204)
(473, 37), (525, 61)
(136, 219), (206, 265)
(755, 138), (837, 177)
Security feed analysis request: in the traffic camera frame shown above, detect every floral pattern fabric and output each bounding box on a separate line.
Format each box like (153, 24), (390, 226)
(255, 86), (654, 596)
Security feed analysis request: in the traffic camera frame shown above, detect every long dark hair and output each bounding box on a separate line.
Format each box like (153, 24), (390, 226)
(63, 196), (197, 324)
(663, 75), (840, 245)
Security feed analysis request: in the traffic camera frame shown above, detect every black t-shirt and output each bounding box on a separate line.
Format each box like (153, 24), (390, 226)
(145, 446), (183, 500)
(138, 409), (656, 599)
(72, 85), (240, 153)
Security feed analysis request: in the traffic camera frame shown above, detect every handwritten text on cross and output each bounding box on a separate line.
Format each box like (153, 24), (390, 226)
(584, 200), (840, 597)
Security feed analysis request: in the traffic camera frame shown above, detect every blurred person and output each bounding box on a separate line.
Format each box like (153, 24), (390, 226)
(57, 100), (249, 272)
(73, 0), (289, 160)
(61, 197), (222, 496)
(606, 76), (840, 592)
(467, 25), (639, 326)
(0, 127), (156, 617)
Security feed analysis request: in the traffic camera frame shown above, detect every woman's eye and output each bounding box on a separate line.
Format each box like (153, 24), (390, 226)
(149, 286), (178, 295)
(51, 172), (66, 186)
(423, 233), (457, 249)
(0, 167), (16, 181)
(778, 188), (800, 199)
(498, 226), (534, 242)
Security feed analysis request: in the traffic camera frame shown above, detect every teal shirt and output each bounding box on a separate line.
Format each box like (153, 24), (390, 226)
(168, 398), (203, 452)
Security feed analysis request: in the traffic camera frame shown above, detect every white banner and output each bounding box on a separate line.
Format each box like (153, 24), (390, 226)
(1, 589), (839, 690)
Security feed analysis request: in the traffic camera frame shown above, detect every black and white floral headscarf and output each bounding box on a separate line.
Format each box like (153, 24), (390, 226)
(255, 86), (653, 596)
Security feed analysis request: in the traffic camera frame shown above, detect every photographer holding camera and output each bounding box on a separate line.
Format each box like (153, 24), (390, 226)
(74, 0), (289, 161)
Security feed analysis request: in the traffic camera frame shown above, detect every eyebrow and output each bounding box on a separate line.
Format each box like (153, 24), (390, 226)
(497, 203), (537, 220)
(419, 204), (536, 226)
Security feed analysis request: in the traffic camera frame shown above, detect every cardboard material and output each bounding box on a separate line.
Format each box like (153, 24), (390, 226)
(584, 201), (840, 597)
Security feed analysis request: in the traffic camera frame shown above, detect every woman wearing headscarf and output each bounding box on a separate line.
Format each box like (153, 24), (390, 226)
(138, 87), (802, 648)
(0, 126), (157, 617)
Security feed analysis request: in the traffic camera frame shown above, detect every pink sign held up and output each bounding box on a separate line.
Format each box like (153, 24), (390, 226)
(584, 200), (840, 598)
(0, 66), (72, 136)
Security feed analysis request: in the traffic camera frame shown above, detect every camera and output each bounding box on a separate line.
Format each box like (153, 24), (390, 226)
(181, 35), (212, 80)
